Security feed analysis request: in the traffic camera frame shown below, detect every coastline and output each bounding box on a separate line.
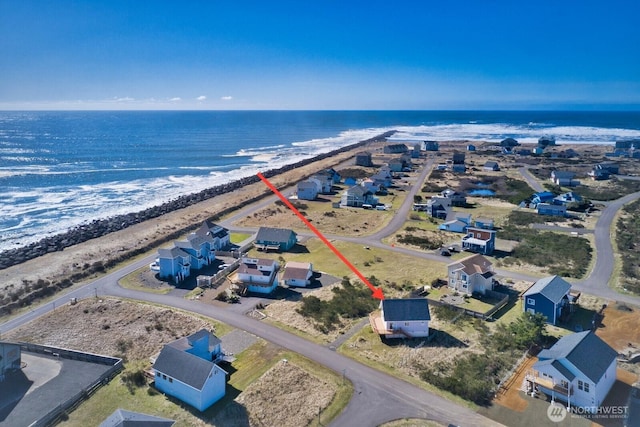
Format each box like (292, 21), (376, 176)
(0, 132), (393, 297)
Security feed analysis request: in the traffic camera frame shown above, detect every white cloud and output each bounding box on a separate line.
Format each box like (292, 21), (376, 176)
(221, 96), (233, 101)
(169, 97), (182, 102)
(114, 96), (135, 102)
(196, 95), (207, 101)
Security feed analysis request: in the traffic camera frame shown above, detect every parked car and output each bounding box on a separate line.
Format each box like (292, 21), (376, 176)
(440, 249), (451, 256)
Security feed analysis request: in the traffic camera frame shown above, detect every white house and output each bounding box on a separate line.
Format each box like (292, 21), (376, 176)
(371, 298), (431, 339)
(152, 329), (227, 412)
(447, 254), (495, 295)
(281, 261), (314, 287)
(525, 331), (617, 411)
(236, 257), (279, 294)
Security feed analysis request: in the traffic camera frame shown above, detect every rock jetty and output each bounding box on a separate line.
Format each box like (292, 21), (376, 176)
(0, 131), (395, 270)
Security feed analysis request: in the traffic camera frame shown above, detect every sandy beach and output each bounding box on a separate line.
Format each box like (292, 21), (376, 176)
(0, 137), (387, 297)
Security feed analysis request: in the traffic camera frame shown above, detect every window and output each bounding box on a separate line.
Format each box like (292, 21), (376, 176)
(578, 380), (583, 390)
(527, 298), (535, 306)
(584, 382), (589, 393)
(560, 380), (569, 390)
(162, 374), (167, 380)
(169, 377), (173, 383)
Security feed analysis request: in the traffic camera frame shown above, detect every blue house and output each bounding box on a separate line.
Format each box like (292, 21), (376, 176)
(461, 227), (496, 255)
(523, 275), (575, 325)
(537, 203), (567, 217)
(255, 227), (298, 252)
(175, 233), (216, 271)
(154, 246), (192, 282)
(439, 212), (471, 233)
(195, 220), (230, 251)
(473, 217), (494, 230)
(343, 176), (357, 186)
(422, 140), (439, 151)
(153, 330), (227, 411)
(553, 191), (583, 206)
(297, 179), (321, 200)
(531, 191), (555, 206)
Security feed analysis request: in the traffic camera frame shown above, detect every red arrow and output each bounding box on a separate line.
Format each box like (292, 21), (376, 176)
(257, 172), (384, 300)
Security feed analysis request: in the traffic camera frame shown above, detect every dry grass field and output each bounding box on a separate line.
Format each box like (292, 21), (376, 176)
(3, 298), (221, 361)
(227, 360), (336, 427)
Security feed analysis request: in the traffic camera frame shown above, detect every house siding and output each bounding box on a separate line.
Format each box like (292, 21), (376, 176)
(155, 366), (226, 411)
(524, 294), (557, 324)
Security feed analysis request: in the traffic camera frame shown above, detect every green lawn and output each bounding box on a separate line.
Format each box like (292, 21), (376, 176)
(246, 238), (445, 298)
(230, 232), (251, 244)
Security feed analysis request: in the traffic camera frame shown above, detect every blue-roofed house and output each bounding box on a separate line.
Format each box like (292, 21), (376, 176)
(255, 227), (298, 252)
(343, 176), (357, 186)
(525, 331), (617, 411)
(153, 330), (228, 411)
(155, 246), (192, 282)
(531, 191), (555, 206)
(553, 192), (583, 206)
(370, 298), (431, 339)
(523, 276), (576, 325)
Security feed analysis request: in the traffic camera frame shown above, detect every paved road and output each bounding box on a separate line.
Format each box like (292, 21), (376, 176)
(101, 280), (500, 427)
(518, 167), (544, 193)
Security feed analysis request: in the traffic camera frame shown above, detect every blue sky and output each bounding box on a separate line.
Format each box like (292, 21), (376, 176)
(1, 1), (639, 110)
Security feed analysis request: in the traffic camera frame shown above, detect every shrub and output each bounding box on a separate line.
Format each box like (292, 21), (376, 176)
(297, 279), (379, 331)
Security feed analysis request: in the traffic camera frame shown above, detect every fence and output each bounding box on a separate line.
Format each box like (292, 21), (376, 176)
(428, 289), (510, 321)
(494, 348), (532, 397)
(20, 343), (123, 427)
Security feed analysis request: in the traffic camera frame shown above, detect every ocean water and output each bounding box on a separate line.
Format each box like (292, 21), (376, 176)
(1, 110), (639, 251)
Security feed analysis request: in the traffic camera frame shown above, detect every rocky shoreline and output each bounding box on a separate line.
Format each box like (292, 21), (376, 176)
(0, 131), (395, 271)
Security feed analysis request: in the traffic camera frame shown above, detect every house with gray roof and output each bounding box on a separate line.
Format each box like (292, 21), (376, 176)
(355, 151), (373, 166)
(551, 170), (577, 186)
(371, 298), (431, 339)
(153, 330), (227, 412)
(196, 220), (230, 250)
(340, 185), (378, 208)
(523, 275), (577, 325)
(155, 246), (191, 282)
(525, 331), (617, 411)
(100, 409), (175, 427)
(254, 227), (298, 252)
